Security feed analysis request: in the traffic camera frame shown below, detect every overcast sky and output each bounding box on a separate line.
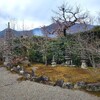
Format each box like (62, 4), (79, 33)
(0, 0), (100, 30)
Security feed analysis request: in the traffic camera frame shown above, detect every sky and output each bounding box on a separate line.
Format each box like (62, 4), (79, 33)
(0, 0), (100, 31)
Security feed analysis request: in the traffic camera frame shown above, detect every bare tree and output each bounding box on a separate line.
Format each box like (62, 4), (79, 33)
(40, 26), (55, 66)
(74, 27), (100, 68)
(52, 3), (88, 37)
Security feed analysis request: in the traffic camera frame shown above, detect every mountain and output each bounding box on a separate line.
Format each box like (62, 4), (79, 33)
(42, 23), (93, 34)
(66, 23), (94, 33)
(32, 28), (43, 36)
(0, 28), (33, 38)
(0, 23), (94, 38)
(31, 23), (94, 37)
(0, 28), (18, 38)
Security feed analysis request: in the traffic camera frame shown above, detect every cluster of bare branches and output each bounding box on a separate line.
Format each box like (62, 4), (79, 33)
(51, 3), (100, 67)
(52, 3), (89, 37)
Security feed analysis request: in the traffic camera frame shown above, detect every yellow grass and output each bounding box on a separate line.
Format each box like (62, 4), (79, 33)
(25, 64), (100, 83)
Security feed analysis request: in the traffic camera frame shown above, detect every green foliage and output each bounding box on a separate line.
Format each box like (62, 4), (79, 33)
(92, 26), (100, 31)
(29, 49), (42, 63)
(13, 46), (22, 55)
(12, 34), (81, 65)
(11, 30), (100, 67)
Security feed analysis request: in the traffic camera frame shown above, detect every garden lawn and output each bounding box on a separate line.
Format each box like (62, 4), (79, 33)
(25, 64), (100, 83)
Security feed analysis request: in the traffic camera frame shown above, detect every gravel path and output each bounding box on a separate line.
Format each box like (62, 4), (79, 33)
(0, 67), (99, 100)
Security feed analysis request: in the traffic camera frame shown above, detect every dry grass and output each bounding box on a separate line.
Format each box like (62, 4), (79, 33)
(17, 76), (27, 81)
(24, 64), (100, 83)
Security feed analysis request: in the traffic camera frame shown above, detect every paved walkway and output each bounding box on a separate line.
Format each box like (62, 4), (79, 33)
(0, 67), (99, 100)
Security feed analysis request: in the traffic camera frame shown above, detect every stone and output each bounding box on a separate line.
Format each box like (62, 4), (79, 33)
(19, 66), (25, 74)
(65, 56), (72, 66)
(51, 56), (56, 67)
(30, 70), (36, 81)
(4, 62), (9, 66)
(3, 56), (11, 66)
(86, 82), (100, 91)
(31, 70), (35, 77)
(6, 63), (13, 69)
(11, 66), (16, 71)
(54, 79), (64, 87)
(17, 65), (21, 69)
(35, 75), (49, 84)
(65, 61), (71, 65)
(11, 66), (19, 73)
(19, 70), (24, 75)
(74, 81), (87, 89)
(81, 59), (87, 69)
(16, 65), (24, 73)
(63, 82), (74, 89)
(23, 72), (31, 80)
(51, 61), (56, 67)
